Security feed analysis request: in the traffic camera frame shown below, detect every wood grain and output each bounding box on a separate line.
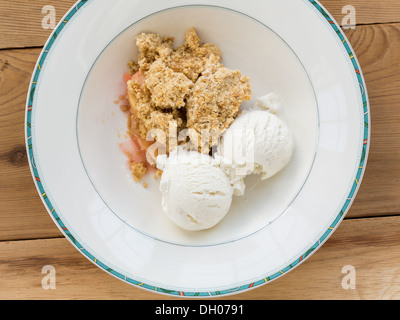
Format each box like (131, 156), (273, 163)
(1, 216), (400, 300)
(0, 0), (76, 49)
(0, 48), (62, 241)
(1, 23), (399, 241)
(321, 0), (400, 26)
(344, 23), (400, 217)
(0, 0), (399, 301)
(1, 0), (400, 49)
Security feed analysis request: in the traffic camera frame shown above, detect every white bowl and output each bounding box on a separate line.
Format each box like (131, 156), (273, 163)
(26, 0), (369, 297)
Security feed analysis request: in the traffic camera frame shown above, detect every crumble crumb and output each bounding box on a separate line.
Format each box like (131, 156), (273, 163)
(145, 59), (193, 109)
(131, 162), (147, 182)
(166, 27), (222, 82)
(127, 60), (139, 74)
(120, 104), (130, 112)
(136, 33), (174, 72)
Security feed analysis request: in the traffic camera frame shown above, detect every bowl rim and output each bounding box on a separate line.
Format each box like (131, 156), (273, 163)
(25, 0), (370, 297)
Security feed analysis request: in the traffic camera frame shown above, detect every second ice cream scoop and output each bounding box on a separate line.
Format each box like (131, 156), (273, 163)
(216, 110), (294, 180)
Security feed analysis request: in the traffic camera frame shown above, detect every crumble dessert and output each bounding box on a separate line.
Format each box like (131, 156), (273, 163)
(123, 27), (252, 182)
(186, 55), (252, 150)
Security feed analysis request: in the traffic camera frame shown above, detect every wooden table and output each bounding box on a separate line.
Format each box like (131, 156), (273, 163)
(1, 0), (399, 300)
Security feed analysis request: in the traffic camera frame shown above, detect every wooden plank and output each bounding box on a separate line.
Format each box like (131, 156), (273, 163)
(322, 0), (400, 26)
(0, 48), (62, 241)
(344, 23), (400, 217)
(0, 22), (399, 241)
(1, 216), (400, 300)
(0, 0), (76, 49)
(0, 0), (399, 49)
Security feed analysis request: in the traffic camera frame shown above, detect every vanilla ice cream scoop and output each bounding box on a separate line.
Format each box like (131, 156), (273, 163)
(156, 148), (234, 231)
(216, 110), (294, 180)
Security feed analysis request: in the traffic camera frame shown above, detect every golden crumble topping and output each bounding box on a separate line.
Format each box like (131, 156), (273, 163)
(186, 58), (252, 151)
(135, 33), (174, 71)
(145, 59), (193, 109)
(124, 27), (252, 181)
(131, 162), (147, 182)
(167, 27), (222, 82)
